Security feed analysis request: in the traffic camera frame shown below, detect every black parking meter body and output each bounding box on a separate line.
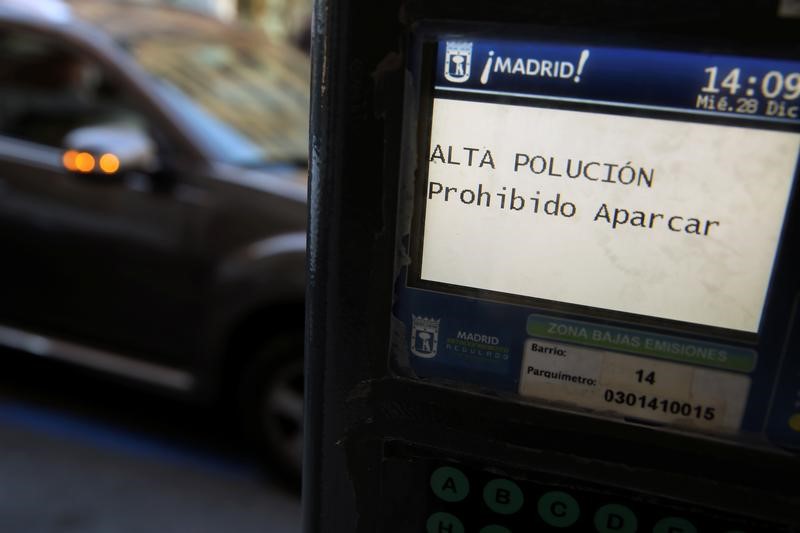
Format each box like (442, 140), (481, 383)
(306, 1), (800, 531)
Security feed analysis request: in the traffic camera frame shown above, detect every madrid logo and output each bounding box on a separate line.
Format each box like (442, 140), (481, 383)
(411, 315), (441, 358)
(444, 41), (473, 83)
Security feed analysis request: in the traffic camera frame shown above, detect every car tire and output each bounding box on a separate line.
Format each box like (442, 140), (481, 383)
(238, 329), (304, 488)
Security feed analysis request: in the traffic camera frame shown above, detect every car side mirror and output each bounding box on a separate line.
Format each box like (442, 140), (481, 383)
(62, 125), (158, 179)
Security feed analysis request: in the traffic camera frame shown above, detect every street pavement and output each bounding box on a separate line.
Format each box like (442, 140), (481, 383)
(0, 354), (302, 533)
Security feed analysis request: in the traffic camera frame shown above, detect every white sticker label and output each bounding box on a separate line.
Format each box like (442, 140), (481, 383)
(519, 338), (750, 432)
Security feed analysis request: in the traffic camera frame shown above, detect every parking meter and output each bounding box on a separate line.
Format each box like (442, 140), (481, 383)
(305, 1), (800, 531)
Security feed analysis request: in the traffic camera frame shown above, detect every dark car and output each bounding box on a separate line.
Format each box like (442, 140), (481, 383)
(0, 1), (308, 482)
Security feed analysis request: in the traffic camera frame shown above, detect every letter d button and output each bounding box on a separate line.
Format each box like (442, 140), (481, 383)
(593, 504), (638, 533)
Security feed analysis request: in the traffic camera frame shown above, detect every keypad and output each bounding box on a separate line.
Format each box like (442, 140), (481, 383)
(423, 462), (768, 532)
(378, 446), (792, 532)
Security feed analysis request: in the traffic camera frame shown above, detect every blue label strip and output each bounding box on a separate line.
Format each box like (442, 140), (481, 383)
(436, 39), (800, 125)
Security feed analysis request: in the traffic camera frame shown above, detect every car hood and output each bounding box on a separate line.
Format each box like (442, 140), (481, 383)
(211, 162), (308, 204)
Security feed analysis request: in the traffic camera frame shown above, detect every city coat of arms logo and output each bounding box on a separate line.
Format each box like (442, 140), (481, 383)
(444, 41), (473, 83)
(411, 315), (440, 358)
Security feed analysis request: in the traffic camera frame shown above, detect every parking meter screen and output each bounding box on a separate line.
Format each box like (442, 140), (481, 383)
(419, 41), (800, 334)
(424, 101), (797, 333)
(396, 34), (800, 448)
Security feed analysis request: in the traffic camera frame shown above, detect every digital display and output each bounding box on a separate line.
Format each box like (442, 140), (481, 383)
(395, 34), (800, 445)
(417, 40), (800, 334)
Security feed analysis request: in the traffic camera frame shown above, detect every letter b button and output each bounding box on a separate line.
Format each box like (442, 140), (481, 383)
(483, 479), (524, 514)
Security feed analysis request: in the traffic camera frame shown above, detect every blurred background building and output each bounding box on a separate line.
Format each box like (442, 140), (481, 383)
(136, 0), (311, 46)
(3, 0), (311, 47)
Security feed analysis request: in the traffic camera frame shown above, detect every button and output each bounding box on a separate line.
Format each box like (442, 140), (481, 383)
(426, 512), (465, 533)
(653, 517), (697, 533)
(430, 466), (470, 502)
(537, 490), (580, 528)
(480, 526), (512, 533)
(483, 479), (524, 515)
(594, 504), (638, 533)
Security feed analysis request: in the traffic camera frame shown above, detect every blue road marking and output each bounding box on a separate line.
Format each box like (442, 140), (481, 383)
(0, 400), (258, 481)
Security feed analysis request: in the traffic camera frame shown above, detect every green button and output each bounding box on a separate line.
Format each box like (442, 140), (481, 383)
(594, 504), (638, 533)
(537, 491), (580, 528)
(480, 526), (512, 533)
(483, 479), (524, 515)
(653, 517), (697, 533)
(430, 466), (470, 502)
(427, 512), (464, 533)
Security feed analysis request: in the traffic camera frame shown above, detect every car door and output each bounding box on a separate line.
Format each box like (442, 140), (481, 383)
(0, 24), (213, 379)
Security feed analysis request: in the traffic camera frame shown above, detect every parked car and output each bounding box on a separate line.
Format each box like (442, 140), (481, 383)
(0, 0), (308, 483)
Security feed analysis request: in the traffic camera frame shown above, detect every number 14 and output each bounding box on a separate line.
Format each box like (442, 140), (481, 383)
(636, 369), (656, 385)
(702, 66), (741, 95)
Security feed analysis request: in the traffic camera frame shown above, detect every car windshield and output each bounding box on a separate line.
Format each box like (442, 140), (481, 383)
(128, 34), (309, 167)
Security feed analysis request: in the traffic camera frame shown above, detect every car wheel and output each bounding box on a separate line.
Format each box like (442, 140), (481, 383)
(239, 330), (304, 487)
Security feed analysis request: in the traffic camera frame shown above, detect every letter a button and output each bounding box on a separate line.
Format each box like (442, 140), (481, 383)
(431, 466), (470, 502)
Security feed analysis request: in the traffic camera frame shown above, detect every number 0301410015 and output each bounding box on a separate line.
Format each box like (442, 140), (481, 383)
(603, 389), (716, 421)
